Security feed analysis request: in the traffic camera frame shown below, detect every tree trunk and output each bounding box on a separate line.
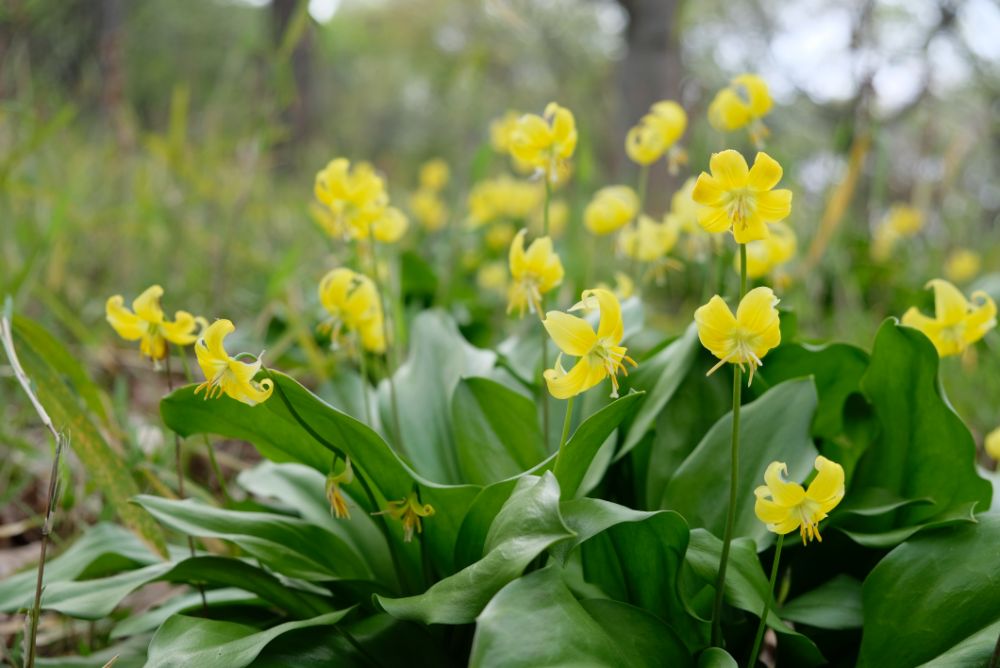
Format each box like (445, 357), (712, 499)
(271, 0), (314, 169)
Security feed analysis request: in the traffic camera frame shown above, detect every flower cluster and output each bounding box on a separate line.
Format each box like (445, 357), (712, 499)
(318, 267), (386, 354)
(314, 158), (408, 243)
(410, 158), (450, 232)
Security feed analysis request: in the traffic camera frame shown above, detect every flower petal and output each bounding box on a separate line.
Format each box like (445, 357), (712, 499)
(805, 455), (845, 509)
(543, 311), (598, 357)
(965, 291), (998, 345)
(160, 311), (200, 346)
(694, 295), (738, 361)
(755, 189), (792, 222)
(754, 486), (790, 524)
(509, 229), (528, 278)
(544, 356), (595, 399)
(733, 74), (773, 118)
(698, 207), (731, 234)
(105, 295), (145, 340)
(709, 150), (749, 190)
(927, 279), (968, 326)
(132, 285), (165, 324)
(748, 152), (783, 191)
(763, 461), (806, 506)
(588, 288), (624, 343)
(692, 173), (726, 207)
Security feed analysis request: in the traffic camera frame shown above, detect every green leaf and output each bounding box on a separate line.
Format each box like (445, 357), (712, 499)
(660, 378), (819, 547)
(838, 501), (979, 548)
(133, 496), (371, 581)
(697, 648), (738, 668)
(470, 566), (693, 667)
(451, 377), (546, 485)
(854, 320), (992, 526)
(859, 514), (1000, 667)
(377, 472), (574, 624)
(780, 575), (863, 630)
(144, 610), (350, 668)
(35, 636), (148, 668)
(111, 588), (262, 639)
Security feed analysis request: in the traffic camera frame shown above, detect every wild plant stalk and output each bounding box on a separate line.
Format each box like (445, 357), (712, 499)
(539, 179), (552, 450)
(178, 350), (231, 503)
(364, 231), (404, 450)
(749, 533), (785, 667)
(355, 334), (374, 427)
(629, 163), (650, 290)
(551, 396), (574, 475)
(711, 242), (748, 646)
(1, 309), (64, 668)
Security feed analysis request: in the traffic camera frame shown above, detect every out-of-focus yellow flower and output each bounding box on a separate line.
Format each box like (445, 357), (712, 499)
(944, 249), (981, 284)
(477, 261), (508, 295)
(467, 176), (544, 227)
(625, 100), (687, 168)
(532, 198), (570, 238)
(618, 215), (680, 263)
(584, 186), (640, 235)
(738, 222), (797, 279)
(596, 272), (635, 301)
(667, 178), (717, 262)
(692, 150), (792, 244)
(193, 319), (273, 406)
(695, 286), (781, 383)
(871, 204), (924, 262)
(708, 74), (773, 145)
(410, 189), (449, 232)
(542, 288), (636, 399)
(310, 201), (343, 238)
(314, 158), (388, 239)
(490, 111), (521, 153)
(510, 102), (577, 185)
(754, 456), (844, 545)
(367, 206), (408, 243)
(318, 268), (386, 354)
(106, 285), (203, 362)
(325, 458), (354, 519)
(418, 159), (450, 192)
(377, 491), (434, 543)
(985, 427), (1000, 461)
(485, 222), (517, 252)
(901, 279), (996, 357)
(507, 229), (564, 317)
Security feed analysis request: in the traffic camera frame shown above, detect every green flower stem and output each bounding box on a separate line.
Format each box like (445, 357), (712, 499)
(558, 396), (574, 458)
(356, 337), (374, 427)
(543, 176), (552, 236)
(178, 349), (231, 503)
(539, 181), (553, 450)
(365, 231), (405, 451)
(749, 533), (785, 667)
(740, 242), (748, 298)
(637, 163), (650, 215)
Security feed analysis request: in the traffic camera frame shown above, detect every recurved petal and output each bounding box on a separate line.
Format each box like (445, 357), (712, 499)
(544, 356), (599, 399)
(105, 295), (145, 340)
(733, 74), (773, 118)
(748, 152), (783, 191)
(755, 189), (792, 222)
(694, 295), (738, 359)
(692, 173), (726, 207)
(319, 268), (356, 315)
(805, 456), (845, 509)
(927, 279), (969, 326)
(736, 287), (780, 335)
(509, 229), (528, 277)
(524, 235), (556, 274)
(132, 285), (165, 324)
(763, 461), (806, 506)
(543, 311), (597, 357)
(709, 150), (749, 190)
(965, 291), (998, 344)
(587, 288), (624, 343)
(200, 319), (235, 362)
(698, 206), (731, 234)
(754, 486), (790, 524)
(161, 310), (200, 346)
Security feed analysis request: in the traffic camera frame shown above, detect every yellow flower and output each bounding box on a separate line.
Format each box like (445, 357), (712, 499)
(318, 268), (386, 354)
(692, 150), (792, 244)
(410, 189), (448, 232)
(485, 222), (517, 252)
(754, 456), (844, 545)
(193, 319), (273, 406)
(309, 201), (344, 238)
(545, 198), (569, 238)
(477, 261), (508, 295)
(510, 102), (578, 184)
(507, 229), (564, 317)
(314, 158), (388, 239)
(467, 176), (543, 227)
(595, 272), (635, 301)
(901, 279), (997, 357)
(695, 287), (781, 384)
(985, 427), (1000, 461)
(737, 221), (797, 279)
(377, 491), (434, 543)
(944, 249), (981, 284)
(368, 206), (409, 243)
(625, 100), (687, 166)
(106, 285), (203, 362)
(708, 74), (773, 144)
(667, 178), (717, 262)
(325, 458), (354, 519)
(418, 159), (450, 192)
(884, 204), (924, 235)
(618, 214), (680, 263)
(489, 110), (521, 153)
(584, 186), (640, 235)
(542, 289), (637, 399)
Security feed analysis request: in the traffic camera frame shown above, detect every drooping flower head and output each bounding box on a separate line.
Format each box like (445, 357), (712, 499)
(106, 285), (203, 362)
(754, 456), (845, 545)
(325, 458), (354, 520)
(410, 189), (449, 232)
(467, 176), (543, 228)
(692, 150), (792, 244)
(738, 221), (797, 279)
(695, 286), (781, 384)
(318, 268), (386, 354)
(618, 214), (680, 264)
(542, 288), (637, 399)
(377, 490), (434, 543)
(625, 100), (688, 169)
(944, 249), (982, 285)
(901, 279), (996, 357)
(584, 185), (640, 235)
(418, 159), (450, 192)
(314, 158), (388, 239)
(509, 102), (578, 185)
(507, 229), (564, 317)
(871, 204), (924, 262)
(193, 319), (273, 406)
(708, 74), (773, 145)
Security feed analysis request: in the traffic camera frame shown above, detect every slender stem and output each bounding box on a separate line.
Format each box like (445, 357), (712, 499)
(554, 396), (574, 471)
(542, 177), (552, 237)
(179, 349), (230, 502)
(740, 243), (748, 298)
(356, 337), (374, 427)
(539, 182), (553, 450)
(365, 233), (404, 450)
(637, 163), (650, 215)
(749, 534), (785, 667)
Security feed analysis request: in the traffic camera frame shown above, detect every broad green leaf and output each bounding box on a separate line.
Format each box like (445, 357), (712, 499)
(697, 648), (738, 668)
(470, 566), (692, 667)
(838, 501), (979, 548)
(111, 588), (261, 638)
(144, 610), (350, 668)
(854, 320), (992, 526)
(133, 496), (371, 581)
(780, 575), (863, 630)
(316, 370), (375, 426)
(835, 487), (933, 518)
(660, 378), (819, 547)
(11, 317), (166, 556)
(35, 636), (148, 668)
(451, 377), (546, 485)
(859, 515), (1000, 667)
(377, 472), (574, 624)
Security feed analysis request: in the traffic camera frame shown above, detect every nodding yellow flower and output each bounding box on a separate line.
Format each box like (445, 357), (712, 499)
(692, 150), (792, 244)
(325, 458), (354, 519)
(754, 456), (845, 545)
(695, 286), (781, 384)
(318, 268), (386, 354)
(314, 158), (388, 239)
(737, 221), (797, 279)
(310, 201), (344, 238)
(625, 100), (687, 168)
(410, 189), (449, 232)
(476, 261), (508, 295)
(708, 74), (773, 145)
(986, 427), (1000, 461)
(901, 279), (997, 357)
(584, 185), (640, 235)
(870, 204), (924, 262)
(367, 206), (409, 243)
(595, 272), (635, 301)
(106, 285), (204, 362)
(618, 214), (680, 264)
(467, 176), (543, 227)
(510, 102), (578, 185)
(193, 319), (273, 406)
(542, 288), (637, 399)
(507, 229), (564, 317)
(944, 249), (982, 285)
(489, 110), (521, 153)
(377, 491), (434, 543)
(418, 159), (450, 192)
(485, 222), (517, 252)
(667, 178), (718, 262)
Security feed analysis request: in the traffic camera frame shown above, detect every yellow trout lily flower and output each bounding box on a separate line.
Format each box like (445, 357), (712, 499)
(410, 189), (448, 232)
(418, 159), (450, 192)
(377, 491), (434, 543)
(485, 222), (517, 252)
(738, 221), (797, 279)
(695, 287), (781, 384)
(708, 74), (773, 145)
(318, 268), (386, 354)
(625, 100), (687, 168)
(368, 206), (409, 243)
(467, 176), (543, 228)
(194, 319), (273, 406)
(314, 158), (388, 240)
(985, 427), (1000, 461)
(106, 285), (203, 362)
(618, 214), (680, 264)
(584, 185), (640, 235)
(754, 456), (845, 545)
(477, 261), (508, 296)
(510, 102), (578, 184)
(507, 229), (564, 317)
(542, 288), (637, 399)
(325, 458), (354, 519)
(870, 204), (924, 262)
(692, 150), (792, 244)
(944, 249), (982, 285)
(901, 279), (997, 357)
